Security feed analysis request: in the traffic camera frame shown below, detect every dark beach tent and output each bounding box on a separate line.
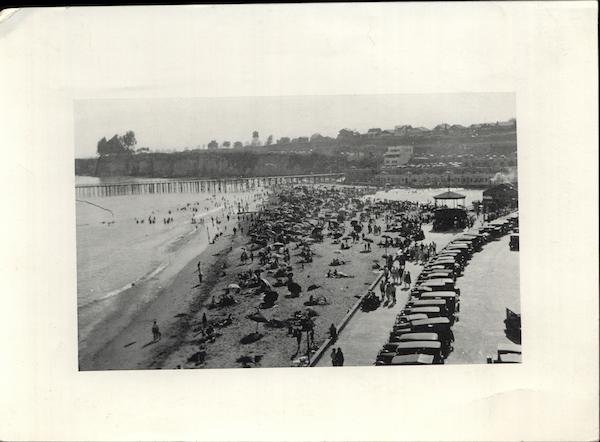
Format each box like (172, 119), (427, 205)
(287, 281), (302, 297)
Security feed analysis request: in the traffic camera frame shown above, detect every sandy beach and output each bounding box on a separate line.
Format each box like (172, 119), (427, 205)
(77, 187), (268, 369)
(78, 184), (483, 370)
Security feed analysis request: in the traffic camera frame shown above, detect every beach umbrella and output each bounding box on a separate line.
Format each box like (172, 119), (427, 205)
(260, 277), (273, 290)
(228, 283), (241, 290)
(363, 237), (374, 243)
(272, 242), (284, 247)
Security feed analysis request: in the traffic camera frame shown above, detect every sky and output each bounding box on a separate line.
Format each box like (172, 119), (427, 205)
(74, 93), (515, 157)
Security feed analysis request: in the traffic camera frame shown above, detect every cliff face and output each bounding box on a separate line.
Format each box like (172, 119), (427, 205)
(75, 151), (347, 178)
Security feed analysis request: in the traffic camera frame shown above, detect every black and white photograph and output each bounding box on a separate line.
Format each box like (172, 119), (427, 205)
(75, 94), (520, 370)
(2, 3), (597, 441)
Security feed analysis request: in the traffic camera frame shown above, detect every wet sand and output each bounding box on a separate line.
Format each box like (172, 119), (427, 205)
(77, 190), (266, 369)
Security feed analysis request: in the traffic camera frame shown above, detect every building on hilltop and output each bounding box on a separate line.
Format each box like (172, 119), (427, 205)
(382, 145), (414, 168)
(393, 125), (430, 137)
(366, 128), (382, 137)
(251, 131), (261, 147)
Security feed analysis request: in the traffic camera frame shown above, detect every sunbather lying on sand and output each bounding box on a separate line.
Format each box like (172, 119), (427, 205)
(327, 269), (353, 278)
(329, 258), (345, 266)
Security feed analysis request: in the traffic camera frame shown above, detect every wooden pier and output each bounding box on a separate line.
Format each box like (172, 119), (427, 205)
(75, 173), (345, 198)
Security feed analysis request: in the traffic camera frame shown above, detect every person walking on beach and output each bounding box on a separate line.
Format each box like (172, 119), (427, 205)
(197, 261), (203, 284)
(335, 348), (345, 367)
(151, 320), (161, 342)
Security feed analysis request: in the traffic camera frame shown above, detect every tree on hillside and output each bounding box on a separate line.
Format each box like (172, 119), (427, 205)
(207, 140), (219, 150)
(97, 137), (108, 155)
(233, 141), (243, 149)
(97, 130), (137, 156)
(120, 130), (137, 151)
(222, 141), (231, 148)
(277, 137), (290, 144)
(266, 135), (273, 145)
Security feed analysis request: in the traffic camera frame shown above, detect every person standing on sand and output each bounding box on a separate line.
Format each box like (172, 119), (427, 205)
(330, 347), (337, 366)
(335, 348), (345, 367)
(294, 328), (302, 353)
(152, 320), (161, 342)
(197, 261), (203, 284)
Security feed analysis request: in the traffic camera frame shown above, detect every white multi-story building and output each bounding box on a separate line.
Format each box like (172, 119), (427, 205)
(383, 145), (414, 168)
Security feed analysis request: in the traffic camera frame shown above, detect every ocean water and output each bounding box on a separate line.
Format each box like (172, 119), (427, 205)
(76, 187), (265, 351)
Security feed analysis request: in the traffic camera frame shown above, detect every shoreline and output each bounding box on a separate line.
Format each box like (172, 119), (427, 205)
(79, 212), (255, 370)
(78, 191), (266, 370)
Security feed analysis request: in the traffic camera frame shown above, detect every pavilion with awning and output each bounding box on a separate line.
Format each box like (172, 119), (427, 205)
(433, 190), (466, 208)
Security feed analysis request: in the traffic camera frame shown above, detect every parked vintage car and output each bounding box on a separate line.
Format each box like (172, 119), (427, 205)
(419, 291), (459, 314)
(509, 233), (519, 251)
(388, 354), (434, 365)
(504, 308), (521, 342)
(401, 306), (445, 318)
(418, 278), (455, 292)
(487, 344), (522, 364)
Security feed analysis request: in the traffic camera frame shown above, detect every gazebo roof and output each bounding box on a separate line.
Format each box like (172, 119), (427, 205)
(433, 190), (466, 200)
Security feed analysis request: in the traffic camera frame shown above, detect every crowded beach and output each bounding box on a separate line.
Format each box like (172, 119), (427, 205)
(79, 182), (519, 370)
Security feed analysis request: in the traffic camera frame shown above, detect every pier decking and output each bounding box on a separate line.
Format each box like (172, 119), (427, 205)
(75, 173), (345, 198)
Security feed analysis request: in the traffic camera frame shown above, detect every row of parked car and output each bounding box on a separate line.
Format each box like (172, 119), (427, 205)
(375, 213), (520, 366)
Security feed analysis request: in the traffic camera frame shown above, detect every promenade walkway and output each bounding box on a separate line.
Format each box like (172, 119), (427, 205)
(317, 225), (458, 367)
(316, 262), (420, 367)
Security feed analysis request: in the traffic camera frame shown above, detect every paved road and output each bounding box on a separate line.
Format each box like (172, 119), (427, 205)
(446, 234), (520, 364)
